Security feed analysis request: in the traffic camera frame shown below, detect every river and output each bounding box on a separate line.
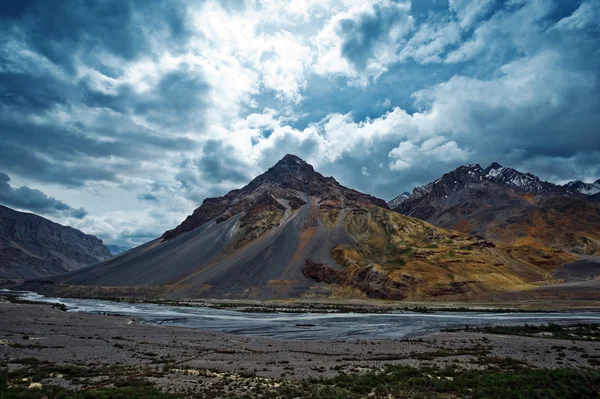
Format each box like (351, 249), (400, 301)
(3, 290), (600, 340)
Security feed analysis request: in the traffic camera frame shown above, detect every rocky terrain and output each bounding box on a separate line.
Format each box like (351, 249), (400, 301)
(1, 302), (599, 398)
(389, 163), (600, 256)
(23, 155), (578, 301)
(0, 205), (111, 279)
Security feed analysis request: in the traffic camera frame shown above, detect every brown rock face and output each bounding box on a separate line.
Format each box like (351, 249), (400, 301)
(303, 259), (408, 300)
(0, 205), (111, 279)
(428, 281), (472, 297)
(302, 259), (345, 284)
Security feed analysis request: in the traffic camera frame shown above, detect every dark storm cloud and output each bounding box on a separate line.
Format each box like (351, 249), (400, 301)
(195, 141), (251, 184)
(138, 193), (159, 202)
(0, 0), (204, 188)
(518, 153), (600, 184)
(0, 172), (88, 218)
(338, 2), (412, 71)
(0, 142), (119, 187)
(174, 140), (254, 202)
(0, 109), (196, 186)
(0, 68), (70, 112)
(108, 227), (159, 246)
(285, 61), (462, 130)
(0, 0), (192, 73)
(86, 69), (209, 131)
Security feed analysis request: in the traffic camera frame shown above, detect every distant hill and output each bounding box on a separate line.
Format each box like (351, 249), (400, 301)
(389, 163), (600, 256)
(0, 205), (111, 279)
(25, 155), (575, 301)
(105, 244), (131, 256)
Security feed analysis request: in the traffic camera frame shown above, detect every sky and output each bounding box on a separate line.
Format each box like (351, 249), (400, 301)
(0, 0), (599, 247)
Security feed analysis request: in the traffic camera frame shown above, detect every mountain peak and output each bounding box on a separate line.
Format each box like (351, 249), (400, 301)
(485, 162), (503, 172)
(264, 154), (315, 180)
(163, 155), (388, 240)
(278, 154), (307, 165)
(388, 191), (411, 209)
(564, 179), (600, 196)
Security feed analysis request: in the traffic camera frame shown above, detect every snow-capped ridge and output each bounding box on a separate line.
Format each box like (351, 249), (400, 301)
(388, 191), (411, 209)
(563, 180), (600, 196)
(390, 161), (598, 212)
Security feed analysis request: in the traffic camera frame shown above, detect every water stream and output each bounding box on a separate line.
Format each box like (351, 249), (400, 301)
(3, 290), (600, 340)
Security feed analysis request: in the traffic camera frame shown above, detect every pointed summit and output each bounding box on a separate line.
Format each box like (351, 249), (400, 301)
(388, 191), (411, 209)
(162, 155), (388, 240)
(277, 154), (307, 165)
(485, 162), (503, 174)
(263, 154), (316, 182)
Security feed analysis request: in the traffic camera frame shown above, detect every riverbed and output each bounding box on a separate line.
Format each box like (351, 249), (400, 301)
(5, 290), (600, 340)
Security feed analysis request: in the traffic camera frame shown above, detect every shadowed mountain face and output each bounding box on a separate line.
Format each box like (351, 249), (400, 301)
(27, 155), (576, 300)
(0, 205), (111, 279)
(389, 163), (600, 256)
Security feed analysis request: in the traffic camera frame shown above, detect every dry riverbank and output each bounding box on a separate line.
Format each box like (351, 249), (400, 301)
(1, 302), (600, 397)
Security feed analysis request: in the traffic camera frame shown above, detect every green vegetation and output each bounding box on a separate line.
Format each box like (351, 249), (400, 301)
(3, 357), (600, 399)
(0, 379), (176, 399)
(445, 323), (600, 341)
(238, 366), (600, 399)
(0, 360), (175, 399)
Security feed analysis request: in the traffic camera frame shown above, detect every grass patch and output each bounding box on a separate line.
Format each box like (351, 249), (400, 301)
(280, 366), (600, 399)
(445, 323), (600, 341)
(2, 359), (599, 398)
(0, 377), (177, 398)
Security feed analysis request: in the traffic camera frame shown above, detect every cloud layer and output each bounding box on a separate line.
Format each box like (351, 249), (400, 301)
(0, 0), (598, 246)
(0, 173), (87, 219)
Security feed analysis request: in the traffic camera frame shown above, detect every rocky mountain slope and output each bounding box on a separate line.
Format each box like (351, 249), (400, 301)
(0, 205), (112, 279)
(389, 163), (600, 256)
(25, 155), (575, 301)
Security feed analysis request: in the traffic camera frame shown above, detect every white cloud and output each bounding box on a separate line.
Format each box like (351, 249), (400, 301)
(312, 0), (414, 84)
(553, 1), (600, 32)
(446, 0), (554, 63)
(449, 0), (495, 30)
(399, 21), (461, 63)
(388, 137), (469, 171)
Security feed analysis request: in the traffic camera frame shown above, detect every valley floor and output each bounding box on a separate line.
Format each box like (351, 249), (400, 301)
(1, 301), (600, 397)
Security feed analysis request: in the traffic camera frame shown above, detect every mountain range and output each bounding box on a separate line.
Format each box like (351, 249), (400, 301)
(0, 205), (111, 279)
(105, 244), (132, 256)
(389, 163), (600, 256)
(20, 155), (579, 301)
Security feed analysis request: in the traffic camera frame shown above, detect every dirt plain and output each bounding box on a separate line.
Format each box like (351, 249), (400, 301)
(1, 300), (600, 397)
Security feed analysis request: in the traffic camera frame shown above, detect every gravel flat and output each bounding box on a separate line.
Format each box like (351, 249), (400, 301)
(1, 302), (599, 388)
